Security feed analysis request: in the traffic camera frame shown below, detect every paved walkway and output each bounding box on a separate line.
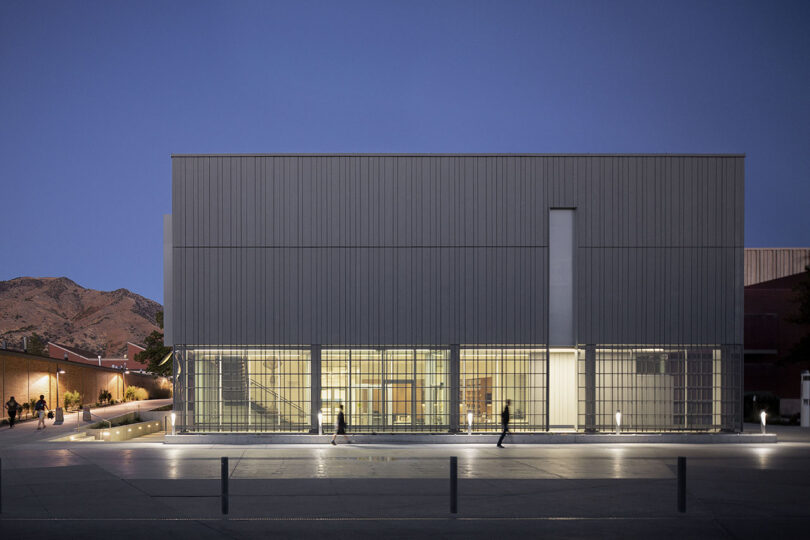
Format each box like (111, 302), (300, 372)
(0, 398), (171, 450)
(1, 414), (809, 538)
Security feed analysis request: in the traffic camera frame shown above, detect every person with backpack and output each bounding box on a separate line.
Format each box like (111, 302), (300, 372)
(35, 394), (48, 430)
(4, 396), (20, 428)
(331, 404), (350, 445)
(497, 399), (511, 448)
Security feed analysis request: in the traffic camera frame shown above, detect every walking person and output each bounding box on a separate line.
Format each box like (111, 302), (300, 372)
(5, 396), (20, 428)
(330, 404), (350, 445)
(35, 394), (48, 430)
(497, 399), (511, 448)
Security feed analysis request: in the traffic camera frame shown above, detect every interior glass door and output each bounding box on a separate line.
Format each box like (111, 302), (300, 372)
(385, 381), (413, 428)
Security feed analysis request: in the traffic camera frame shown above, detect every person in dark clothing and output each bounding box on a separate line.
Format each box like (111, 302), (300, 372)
(5, 396), (20, 428)
(331, 404), (350, 445)
(35, 394), (48, 430)
(497, 399), (511, 448)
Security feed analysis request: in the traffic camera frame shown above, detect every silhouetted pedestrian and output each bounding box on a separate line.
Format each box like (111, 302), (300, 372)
(35, 394), (48, 430)
(497, 399), (511, 448)
(5, 396), (19, 428)
(331, 404), (350, 445)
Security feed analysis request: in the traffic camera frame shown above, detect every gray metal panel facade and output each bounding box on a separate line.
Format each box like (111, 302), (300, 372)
(167, 155), (744, 347)
(744, 248), (810, 286)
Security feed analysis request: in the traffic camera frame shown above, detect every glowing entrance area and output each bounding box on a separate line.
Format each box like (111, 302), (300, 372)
(321, 349), (450, 432)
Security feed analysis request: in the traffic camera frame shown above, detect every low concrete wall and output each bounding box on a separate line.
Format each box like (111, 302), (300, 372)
(141, 407), (173, 432)
(165, 432), (778, 445)
(87, 418), (165, 441)
(88, 411), (140, 429)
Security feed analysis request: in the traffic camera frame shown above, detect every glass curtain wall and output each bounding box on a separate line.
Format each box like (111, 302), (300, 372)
(460, 348), (547, 432)
(179, 347), (311, 432)
(577, 345), (740, 432)
(321, 348), (450, 432)
(173, 344), (739, 434)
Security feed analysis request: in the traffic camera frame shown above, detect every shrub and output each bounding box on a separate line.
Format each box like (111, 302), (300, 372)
(151, 386), (172, 399)
(63, 390), (82, 411)
(124, 385), (148, 402)
(98, 389), (112, 405)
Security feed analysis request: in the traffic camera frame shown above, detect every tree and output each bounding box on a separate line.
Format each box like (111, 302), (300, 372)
(785, 264), (810, 365)
(136, 311), (172, 376)
(27, 333), (48, 357)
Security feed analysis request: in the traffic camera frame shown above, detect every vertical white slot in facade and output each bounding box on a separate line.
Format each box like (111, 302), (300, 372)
(549, 350), (578, 430)
(549, 209), (575, 347)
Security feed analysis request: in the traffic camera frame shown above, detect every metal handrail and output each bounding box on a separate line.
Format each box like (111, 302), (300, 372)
(247, 377), (308, 417)
(87, 411), (112, 430)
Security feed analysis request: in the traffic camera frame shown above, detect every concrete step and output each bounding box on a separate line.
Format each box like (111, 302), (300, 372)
(59, 433), (100, 442)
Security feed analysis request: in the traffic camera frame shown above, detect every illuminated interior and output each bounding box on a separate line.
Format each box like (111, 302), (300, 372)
(322, 348), (449, 432)
(173, 345), (738, 433)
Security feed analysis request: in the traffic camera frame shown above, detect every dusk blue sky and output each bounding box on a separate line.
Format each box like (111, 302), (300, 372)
(1, 0), (809, 304)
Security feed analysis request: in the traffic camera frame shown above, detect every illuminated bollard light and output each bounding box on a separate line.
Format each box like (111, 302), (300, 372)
(467, 411), (473, 436)
(760, 410), (767, 434)
(615, 410), (622, 435)
(170, 412), (176, 436)
(318, 410), (323, 436)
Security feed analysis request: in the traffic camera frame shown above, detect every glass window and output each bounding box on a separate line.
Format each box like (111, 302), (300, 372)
(322, 348), (449, 432)
(581, 346), (729, 432)
(460, 348), (546, 432)
(182, 348), (310, 433)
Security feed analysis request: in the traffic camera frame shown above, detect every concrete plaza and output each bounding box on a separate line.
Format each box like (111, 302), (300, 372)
(1, 406), (809, 539)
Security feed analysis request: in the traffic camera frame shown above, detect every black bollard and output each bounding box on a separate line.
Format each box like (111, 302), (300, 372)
(450, 456), (458, 514)
(221, 457), (229, 515)
(677, 456), (686, 513)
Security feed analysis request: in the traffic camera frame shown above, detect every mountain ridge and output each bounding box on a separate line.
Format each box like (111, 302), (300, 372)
(0, 276), (162, 357)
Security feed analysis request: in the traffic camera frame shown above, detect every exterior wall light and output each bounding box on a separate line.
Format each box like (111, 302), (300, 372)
(467, 411), (473, 435)
(615, 410), (622, 435)
(760, 410), (767, 434)
(317, 410), (323, 435)
(103, 431), (110, 437)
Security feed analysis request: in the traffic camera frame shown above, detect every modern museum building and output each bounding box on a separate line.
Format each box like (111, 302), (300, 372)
(164, 154), (744, 435)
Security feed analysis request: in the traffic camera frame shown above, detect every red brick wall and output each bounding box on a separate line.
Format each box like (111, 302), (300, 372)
(127, 343), (148, 370)
(47, 343), (100, 366)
